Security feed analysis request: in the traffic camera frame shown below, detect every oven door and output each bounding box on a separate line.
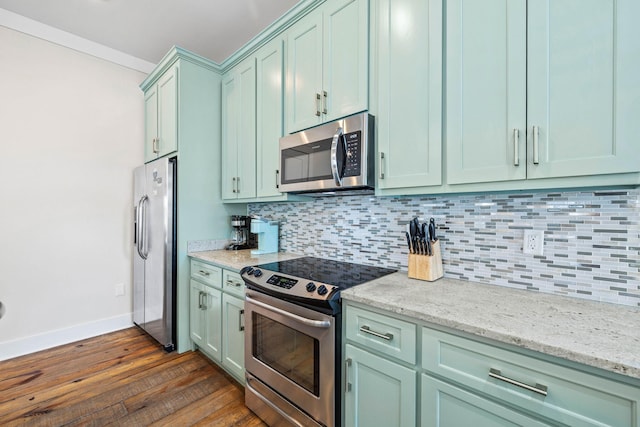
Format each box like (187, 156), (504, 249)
(244, 290), (335, 427)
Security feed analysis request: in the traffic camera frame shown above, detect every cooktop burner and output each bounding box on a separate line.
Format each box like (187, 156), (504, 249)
(241, 256), (397, 314)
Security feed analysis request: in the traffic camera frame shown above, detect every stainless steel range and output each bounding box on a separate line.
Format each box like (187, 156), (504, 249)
(241, 257), (396, 427)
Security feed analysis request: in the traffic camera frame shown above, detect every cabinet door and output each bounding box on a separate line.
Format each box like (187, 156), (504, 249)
(527, 0), (640, 179)
(144, 86), (158, 162)
(322, 0), (368, 122)
(156, 65), (178, 159)
(203, 286), (222, 362)
(286, 11), (323, 133)
(221, 72), (239, 199)
(374, 0), (443, 191)
(446, 0), (527, 184)
(344, 344), (416, 427)
(421, 374), (550, 427)
(222, 293), (245, 382)
(189, 280), (205, 346)
(256, 37), (285, 198)
(222, 59), (257, 200)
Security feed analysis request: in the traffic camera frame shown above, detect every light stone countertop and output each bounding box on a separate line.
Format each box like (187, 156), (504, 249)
(188, 249), (303, 272)
(342, 272), (640, 381)
(188, 250), (640, 381)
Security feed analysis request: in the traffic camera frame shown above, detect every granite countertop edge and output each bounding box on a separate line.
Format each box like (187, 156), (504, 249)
(342, 273), (640, 381)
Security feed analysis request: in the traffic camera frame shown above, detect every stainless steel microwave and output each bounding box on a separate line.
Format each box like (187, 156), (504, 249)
(279, 113), (375, 195)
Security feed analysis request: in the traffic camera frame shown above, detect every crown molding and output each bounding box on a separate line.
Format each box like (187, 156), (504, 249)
(0, 8), (155, 73)
(219, 0), (324, 73)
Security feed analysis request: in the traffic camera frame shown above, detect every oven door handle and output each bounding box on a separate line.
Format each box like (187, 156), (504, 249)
(245, 294), (331, 329)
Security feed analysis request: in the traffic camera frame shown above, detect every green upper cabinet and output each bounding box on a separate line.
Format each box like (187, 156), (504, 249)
(222, 57), (257, 200)
(445, 0), (527, 184)
(526, 0), (640, 180)
(285, 0), (368, 134)
(144, 64), (178, 162)
(372, 0), (443, 193)
(256, 37), (286, 199)
(447, 0), (640, 185)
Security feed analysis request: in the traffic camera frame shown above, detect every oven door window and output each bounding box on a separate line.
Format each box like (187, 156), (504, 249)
(252, 312), (320, 396)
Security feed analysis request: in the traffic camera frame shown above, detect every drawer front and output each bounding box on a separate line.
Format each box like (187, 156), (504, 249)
(422, 328), (639, 427)
(190, 260), (222, 289)
(222, 269), (245, 298)
(345, 304), (416, 365)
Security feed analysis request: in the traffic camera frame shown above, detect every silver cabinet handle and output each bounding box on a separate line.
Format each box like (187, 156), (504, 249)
(239, 309), (245, 332)
(489, 368), (548, 396)
(330, 127), (345, 187)
(236, 176), (240, 194)
(246, 293), (331, 328)
(345, 357), (352, 393)
(513, 128), (520, 166)
(275, 169), (280, 189)
(198, 291), (206, 310)
(232, 177), (237, 193)
(322, 90), (328, 115)
(226, 279), (241, 287)
(359, 325), (393, 341)
(379, 152), (385, 179)
(315, 93), (321, 116)
(199, 270), (210, 277)
(532, 126), (540, 164)
(152, 138), (159, 153)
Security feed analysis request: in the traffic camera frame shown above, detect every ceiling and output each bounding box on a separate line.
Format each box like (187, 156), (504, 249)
(0, 0), (300, 65)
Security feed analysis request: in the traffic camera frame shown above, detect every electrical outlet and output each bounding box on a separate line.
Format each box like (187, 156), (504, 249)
(523, 230), (544, 256)
(115, 283), (125, 297)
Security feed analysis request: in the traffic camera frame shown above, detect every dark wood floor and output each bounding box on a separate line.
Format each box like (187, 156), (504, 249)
(0, 327), (266, 426)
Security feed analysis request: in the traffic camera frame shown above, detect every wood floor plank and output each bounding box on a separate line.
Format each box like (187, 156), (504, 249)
(0, 327), (266, 426)
(8, 354), (206, 426)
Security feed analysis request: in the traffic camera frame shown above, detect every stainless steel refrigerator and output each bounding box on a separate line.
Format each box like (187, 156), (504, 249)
(133, 156), (176, 351)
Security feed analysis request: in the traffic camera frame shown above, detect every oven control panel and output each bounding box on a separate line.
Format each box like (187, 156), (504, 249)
(242, 267), (338, 302)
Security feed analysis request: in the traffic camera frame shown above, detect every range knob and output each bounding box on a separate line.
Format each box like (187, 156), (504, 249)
(317, 285), (328, 296)
(246, 267), (255, 275)
(306, 282), (317, 293)
(253, 269), (263, 278)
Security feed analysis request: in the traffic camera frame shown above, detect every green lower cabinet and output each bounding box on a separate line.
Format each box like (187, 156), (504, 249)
(221, 293), (245, 382)
(190, 260), (246, 383)
(344, 343), (416, 427)
(421, 374), (550, 427)
(189, 279), (222, 362)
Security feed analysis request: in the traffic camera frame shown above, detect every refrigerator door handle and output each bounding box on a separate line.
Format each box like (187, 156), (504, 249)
(137, 195), (149, 260)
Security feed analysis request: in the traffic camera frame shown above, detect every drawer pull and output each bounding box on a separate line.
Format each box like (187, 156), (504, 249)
(227, 279), (242, 287)
(489, 368), (548, 397)
(198, 270), (210, 277)
(360, 325), (393, 341)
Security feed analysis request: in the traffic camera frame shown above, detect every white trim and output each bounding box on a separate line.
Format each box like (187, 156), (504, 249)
(0, 313), (133, 361)
(0, 8), (155, 73)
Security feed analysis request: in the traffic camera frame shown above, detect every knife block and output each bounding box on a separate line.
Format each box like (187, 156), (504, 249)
(408, 240), (443, 282)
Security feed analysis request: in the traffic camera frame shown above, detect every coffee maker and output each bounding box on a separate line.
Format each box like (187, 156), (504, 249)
(226, 215), (257, 250)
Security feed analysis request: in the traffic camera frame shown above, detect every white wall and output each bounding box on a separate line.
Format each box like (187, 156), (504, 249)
(0, 26), (146, 359)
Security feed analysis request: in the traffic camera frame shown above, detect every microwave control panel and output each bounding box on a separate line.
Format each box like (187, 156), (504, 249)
(344, 131), (362, 177)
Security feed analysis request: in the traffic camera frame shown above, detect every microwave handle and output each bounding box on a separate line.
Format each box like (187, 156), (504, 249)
(330, 127), (346, 187)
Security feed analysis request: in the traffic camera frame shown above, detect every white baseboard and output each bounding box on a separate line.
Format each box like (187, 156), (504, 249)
(0, 313), (133, 361)
(0, 8), (155, 73)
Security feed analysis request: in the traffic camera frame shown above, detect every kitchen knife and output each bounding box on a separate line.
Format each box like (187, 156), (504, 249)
(405, 231), (413, 254)
(429, 217), (437, 241)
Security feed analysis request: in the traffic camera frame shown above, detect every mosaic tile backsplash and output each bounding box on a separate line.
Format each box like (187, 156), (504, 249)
(248, 189), (640, 307)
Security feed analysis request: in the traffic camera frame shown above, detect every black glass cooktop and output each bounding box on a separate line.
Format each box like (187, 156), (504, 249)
(254, 256), (397, 290)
